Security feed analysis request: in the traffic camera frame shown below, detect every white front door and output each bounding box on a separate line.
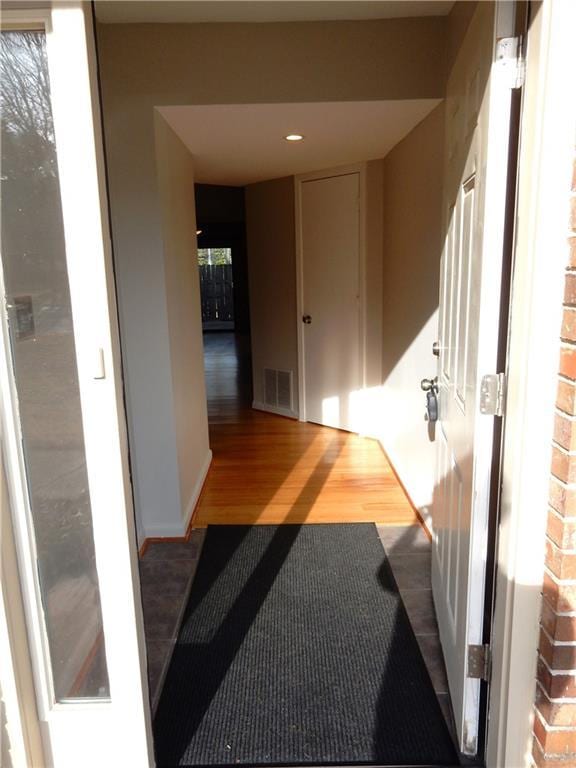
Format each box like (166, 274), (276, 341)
(299, 171), (361, 432)
(0, 4), (153, 765)
(432, 1), (517, 757)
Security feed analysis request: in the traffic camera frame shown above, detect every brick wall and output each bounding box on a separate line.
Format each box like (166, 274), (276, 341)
(533, 152), (576, 767)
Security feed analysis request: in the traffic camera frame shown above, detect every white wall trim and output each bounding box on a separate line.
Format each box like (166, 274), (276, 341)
(294, 162), (367, 425)
(252, 401), (298, 420)
(486, 1), (576, 765)
(142, 449), (212, 540)
(182, 450), (212, 531)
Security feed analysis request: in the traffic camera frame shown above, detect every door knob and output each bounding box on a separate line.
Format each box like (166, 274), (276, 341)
(302, 315), (312, 324)
(420, 377), (438, 393)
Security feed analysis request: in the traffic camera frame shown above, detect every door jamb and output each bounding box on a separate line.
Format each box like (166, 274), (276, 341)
(294, 162), (367, 424)
(486, 1), (576, 765)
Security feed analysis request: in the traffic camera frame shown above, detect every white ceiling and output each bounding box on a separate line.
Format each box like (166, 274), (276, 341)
(95, 1), (454, 24)
(157, 100), (441, 186)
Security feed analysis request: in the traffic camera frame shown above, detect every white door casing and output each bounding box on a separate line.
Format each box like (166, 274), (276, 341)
(432, 1), (517, 756)
(297, 169), (362, 432)
(0, 4), (153, 765)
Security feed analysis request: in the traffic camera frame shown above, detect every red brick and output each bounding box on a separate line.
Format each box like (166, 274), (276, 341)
(541, 599), (576, 642)
(533, 736), (576, 767)
(551, 445), (576, 484)
(565, 275), (576, 307)
(543, 572), (576, 614)
(562, 310), (576, 343)
(560, 347), (576, 380)
(534, 712), (576, 755)
(547, 540), (576, 581)
(568, 237), (576, 269)
(540, 628), (576, 670)
(557, 379), (576, 416)
(550, 479), (576, 517)
(548, 509), (576, 550)
(537, 686), (576, 727)
(533, 159), (576, 765)
(538, 657), (576, 698)
(555, 412), (576, 451)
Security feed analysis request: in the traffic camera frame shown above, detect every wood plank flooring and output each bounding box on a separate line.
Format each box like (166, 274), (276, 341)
(192, 333), (417, 528)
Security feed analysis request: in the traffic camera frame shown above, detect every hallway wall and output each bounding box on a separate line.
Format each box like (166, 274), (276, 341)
(153, 114), (212, 538)
(245, 177), (298, 416)
(380, 103), (445, 527)
(96, 17), (447, 538)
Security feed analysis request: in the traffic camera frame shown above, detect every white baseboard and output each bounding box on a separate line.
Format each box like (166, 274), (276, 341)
(252, 400), (298, 420)
(377, 437), (433, 536)
(142, 450), (212, 539)
(182, 450), (212, 531)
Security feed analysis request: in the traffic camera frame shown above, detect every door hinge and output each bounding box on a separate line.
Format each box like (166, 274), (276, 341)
(496, 36), (525, 89)
(468, 644), (491, 682)
(480, 373), (506, 417)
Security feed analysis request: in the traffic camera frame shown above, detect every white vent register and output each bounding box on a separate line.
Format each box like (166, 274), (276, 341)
(264, 368), (293, 411)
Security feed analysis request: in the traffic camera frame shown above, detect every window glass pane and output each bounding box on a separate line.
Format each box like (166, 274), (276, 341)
(0, 29), (110, 700)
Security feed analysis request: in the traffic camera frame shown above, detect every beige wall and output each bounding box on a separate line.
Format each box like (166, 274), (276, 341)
(365, 160), (385, 390)
(245, 177), (298, 414)
(97, 19), (446, 107)
(380, 103), (446, 524)
(154, 113), (212, 535)
(96, 16), (447, 536)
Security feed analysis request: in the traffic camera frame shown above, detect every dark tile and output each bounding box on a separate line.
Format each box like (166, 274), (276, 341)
(142, 536), (202, 561)
(139, 558), (195, 595)
(141, 592), (183, 640)
(416, 633), (449, 693)
(400, 589), (439, 635)
(377, 524), (431, 555)
(436, 693), (457, 742)
(146, 639), (172, 703)
(388, 552), (431, 590)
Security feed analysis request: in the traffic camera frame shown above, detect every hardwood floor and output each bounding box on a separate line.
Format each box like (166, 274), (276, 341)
(192, 332), (418, 528)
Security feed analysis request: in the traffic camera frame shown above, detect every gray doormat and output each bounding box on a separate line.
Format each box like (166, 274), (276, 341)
(154, 524), (457, 767)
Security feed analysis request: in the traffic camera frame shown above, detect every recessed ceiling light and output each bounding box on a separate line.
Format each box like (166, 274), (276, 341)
(196, 229), (203, 235)
(284, 134), (304, 142)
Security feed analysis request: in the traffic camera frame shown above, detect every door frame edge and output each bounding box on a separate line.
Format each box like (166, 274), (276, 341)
(486, 1), (576, 765)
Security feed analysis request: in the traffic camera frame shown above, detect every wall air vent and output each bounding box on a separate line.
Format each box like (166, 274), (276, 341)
(263, 368), (293, 411)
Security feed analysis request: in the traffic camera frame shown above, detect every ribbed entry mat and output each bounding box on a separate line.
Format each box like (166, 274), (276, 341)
(154, 524), (457, 767)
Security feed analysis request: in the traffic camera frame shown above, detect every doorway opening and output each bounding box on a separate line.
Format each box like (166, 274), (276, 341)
(139, 127), (462, 766)
(194, 183), (253, 423)
(92, 1), (515, 765)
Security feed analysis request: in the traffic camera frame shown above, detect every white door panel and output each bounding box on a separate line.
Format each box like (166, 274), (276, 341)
(300, 172), (361, 432)
(432, 1), (516, 756)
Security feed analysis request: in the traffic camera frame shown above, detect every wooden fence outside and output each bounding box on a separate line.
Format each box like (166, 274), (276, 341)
(199, 264), (234, 323)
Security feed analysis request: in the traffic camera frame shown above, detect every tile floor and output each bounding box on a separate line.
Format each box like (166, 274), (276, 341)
(376, 523), (457, 741)
(139, 529), (206, 710)
(140, 523), (456, 742)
